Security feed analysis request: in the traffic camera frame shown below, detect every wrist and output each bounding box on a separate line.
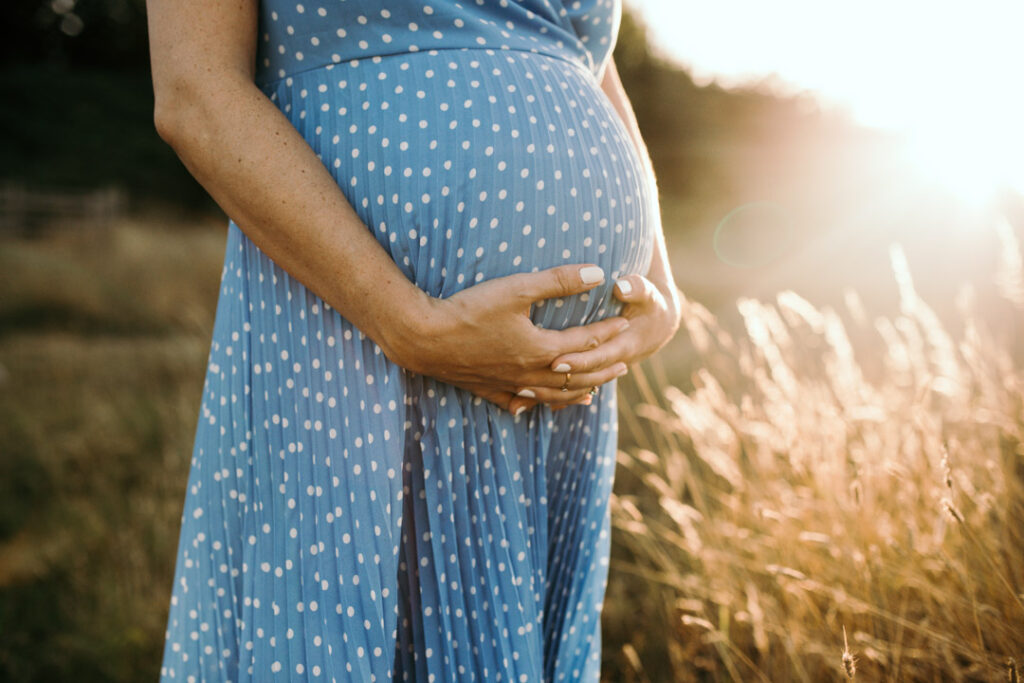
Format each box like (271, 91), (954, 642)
(647, 273), (684, 347)
(373, 286), (446, 373)
(647, 269), (682, 315)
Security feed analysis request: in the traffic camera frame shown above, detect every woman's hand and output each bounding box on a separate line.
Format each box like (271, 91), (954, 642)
(506, 194), (684, 403)
(502, 56), (683, 406)
(383, 263), (634, 415)
(544, 272), (681, 383)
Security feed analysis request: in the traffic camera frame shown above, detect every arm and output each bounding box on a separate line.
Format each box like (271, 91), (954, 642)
(146, 0), (629, 412)
(545, 57), (683, 378)
(599, 58), (680, 320)
(147, 0), (423, 358)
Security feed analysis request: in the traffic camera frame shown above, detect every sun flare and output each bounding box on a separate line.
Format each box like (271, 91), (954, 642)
(897, 122), (1024, 207)
(634, 0), (1024, 204)
(891, 78), (1024, 206)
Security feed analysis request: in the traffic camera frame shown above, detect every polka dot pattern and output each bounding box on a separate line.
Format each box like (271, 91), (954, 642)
(256, 0), (622, 86)
(160, 1), (655, 681)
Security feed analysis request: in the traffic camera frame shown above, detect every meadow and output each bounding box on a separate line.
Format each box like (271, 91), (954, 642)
(1, 202), (1021, 681)
(0, 213), (223, 680)
(605, 221), (1024, 681)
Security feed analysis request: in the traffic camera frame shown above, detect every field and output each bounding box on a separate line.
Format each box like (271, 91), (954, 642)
(1, 207), (1022, 681)
(0, 214), (222, 680)
(606, 222), (1024, 681)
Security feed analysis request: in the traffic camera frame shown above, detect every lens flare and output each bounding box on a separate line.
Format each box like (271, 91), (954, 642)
(713, 201), (795, 268)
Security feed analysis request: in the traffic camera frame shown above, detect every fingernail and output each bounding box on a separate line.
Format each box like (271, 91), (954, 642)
(513, 405), (527, 416)
(517, 389), (537, 398)
(615, 279), (632, 296)
(552, 363), (571, 373)
(616, 364), (629, 377)
(618, 319), (631, 332)
(579, 266), (605, 285)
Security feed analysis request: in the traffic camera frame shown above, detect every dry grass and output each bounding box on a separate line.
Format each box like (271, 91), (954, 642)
(603, 229), (1024, 681)
(2, 214), (1022, 681)
(0, 216), (223, 681)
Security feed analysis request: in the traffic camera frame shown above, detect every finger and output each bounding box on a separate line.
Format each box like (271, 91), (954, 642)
(535, 315), (630, 359)
(507, 396), (539, 416)
(613, 274), (655, 304)
(454, 383), (535, 416)
(552, 395), (595, 412)
(519, 344), (629, 387)
(548, 332), (633, 375)
(499, 264), (607, 304)
(515, 385), (592, 403)
(516, 363), (628, 402)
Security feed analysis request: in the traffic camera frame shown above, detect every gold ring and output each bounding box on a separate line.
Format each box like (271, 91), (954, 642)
(588, 386), (598, 397)
(560, 372), (572, 392)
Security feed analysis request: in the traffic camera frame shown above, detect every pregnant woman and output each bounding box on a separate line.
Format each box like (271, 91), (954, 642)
(147, 0), (680, 680)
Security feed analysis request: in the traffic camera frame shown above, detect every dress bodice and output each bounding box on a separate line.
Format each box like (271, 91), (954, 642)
(255, 0), (621, 87)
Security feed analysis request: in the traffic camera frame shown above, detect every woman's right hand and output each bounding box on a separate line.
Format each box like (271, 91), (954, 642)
(145, 2), (635, 419)
(384, 264), (631, 415)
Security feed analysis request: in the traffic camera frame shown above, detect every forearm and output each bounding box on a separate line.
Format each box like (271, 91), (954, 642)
(155, 72), (429, 360)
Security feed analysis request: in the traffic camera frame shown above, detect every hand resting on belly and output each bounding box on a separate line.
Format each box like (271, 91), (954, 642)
(146, 0), (681, 414)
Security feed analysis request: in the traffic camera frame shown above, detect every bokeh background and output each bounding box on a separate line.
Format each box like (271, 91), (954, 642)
(2, 1), (1023, 681)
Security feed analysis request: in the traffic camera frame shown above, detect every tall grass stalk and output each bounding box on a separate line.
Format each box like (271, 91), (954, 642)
(606, 224), (1024, 681)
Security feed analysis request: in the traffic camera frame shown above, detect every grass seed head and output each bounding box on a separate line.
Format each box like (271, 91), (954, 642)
(940, 443), (953, 490)
(842, 626), (856, 679)
(941, 497), (964, 525)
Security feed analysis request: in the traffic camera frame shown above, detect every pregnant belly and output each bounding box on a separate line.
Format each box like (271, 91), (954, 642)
(266, 49), (656, 330)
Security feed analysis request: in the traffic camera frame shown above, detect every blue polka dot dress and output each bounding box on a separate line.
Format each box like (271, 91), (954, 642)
(159, 1), (655, 681)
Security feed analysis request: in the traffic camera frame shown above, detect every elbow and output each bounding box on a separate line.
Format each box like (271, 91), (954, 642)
(151, 74), (208, 150)
(153, 99), (180, 147)
(151, 76), (192, 150)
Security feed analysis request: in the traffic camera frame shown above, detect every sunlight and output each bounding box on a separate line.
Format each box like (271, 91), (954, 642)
(633, 0), (1024, 204)
(897, 121), (1024, 208)
(890, 68), (1024, 206)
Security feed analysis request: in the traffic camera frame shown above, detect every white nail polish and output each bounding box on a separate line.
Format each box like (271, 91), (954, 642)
(517, 389), (536, 398)
(514, 405), (527, 416)
(615, 278), (632, 296)
(553, 363), (571, 373)
(579, 266), (605, 284)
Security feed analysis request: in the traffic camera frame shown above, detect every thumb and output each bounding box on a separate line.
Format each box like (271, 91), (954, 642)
(505, 264), (606, 304)
(612, 274), (654, 304)
(455, 383), (535, 416)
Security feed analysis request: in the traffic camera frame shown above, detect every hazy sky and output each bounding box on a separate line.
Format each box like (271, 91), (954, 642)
(630, 0), (1024, 126)
(630, 0), (1024, 192)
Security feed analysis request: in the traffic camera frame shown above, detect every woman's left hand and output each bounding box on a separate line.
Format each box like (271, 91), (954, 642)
(514, 273), (682, 404)
(504, 55), (685, 411)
